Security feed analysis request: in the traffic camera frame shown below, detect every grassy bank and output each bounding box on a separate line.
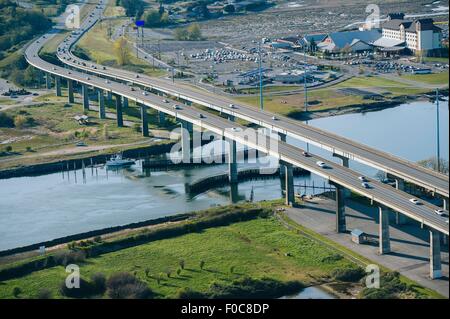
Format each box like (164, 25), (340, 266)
(0, 202), (442, 299)
(0, 94), (172, 170)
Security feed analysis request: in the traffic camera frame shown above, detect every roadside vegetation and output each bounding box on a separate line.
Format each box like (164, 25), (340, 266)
(0, 201), (441, 299)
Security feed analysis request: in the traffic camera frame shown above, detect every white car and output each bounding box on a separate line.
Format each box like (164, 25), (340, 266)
(409, 198), (420, 205)
(142, 91), (148, 96)
(434, 209), (447, 216)
(173, 104), (181, 110)
(105, 80), (110, 84)
(358, 176), (367, 182)
(162, 99), (169, 103)
(272, 116), (278, 121)
(229, 104), (236, 109)
(316, 161), (327, 168)
(231, 127), (242, 132)
(361, 182), (370, 189)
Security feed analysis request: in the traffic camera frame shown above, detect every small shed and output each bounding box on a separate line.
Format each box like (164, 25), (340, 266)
(351, 229), (367, 244)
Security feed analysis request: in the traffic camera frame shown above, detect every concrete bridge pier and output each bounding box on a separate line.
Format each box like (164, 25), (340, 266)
(122, 96), (129, 109)
(332, 183), (347, 233)
(107, 91), (112, 104)
(180, 120), (191, 163)
(332, 154), (351, 198)
(228, 138), (238, 183)
(45, 73), (52, 89)
(140, 104), (149, 137)
(279, 133), (287, 178)
(158, 111), (166, 125)
(443, 197), (449, 211)
(98, 90), (105, 119)
(430, 230), (442, 279)
(378, 206), (391, 255)
(390, 176), (409, 225)
(332, 153), (349, 168)
(67, 79), (74, 103)
(228, 114), (235, 122)
(230, 182), (239, 203)
(115, 95), (123, 127)
(81, 85), (90, 111)
(284, 162), (295, 207)
(55, 76), (62, 97)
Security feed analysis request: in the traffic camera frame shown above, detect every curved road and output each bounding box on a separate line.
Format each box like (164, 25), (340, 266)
(55, 2), (449, 199)
(23, 1), (448, 235)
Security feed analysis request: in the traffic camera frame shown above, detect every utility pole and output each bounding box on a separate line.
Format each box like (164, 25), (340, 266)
(304, 46), (308, 112)
(258, 41), (264, 111)
(436, 88), (441, 172)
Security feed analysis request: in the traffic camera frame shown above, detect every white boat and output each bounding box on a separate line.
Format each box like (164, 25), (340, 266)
(106, 154), (135, 168)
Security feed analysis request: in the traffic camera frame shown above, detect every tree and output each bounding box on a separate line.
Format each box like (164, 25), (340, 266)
(418, 157), (449, 174)
(223, 4), (235, 14)
(174, 27), (189, 40)
(114, 37), (130, 66)
(144, 10), (161, 27)
(187, 23), (202, 41)
(14, 115), (27, 128)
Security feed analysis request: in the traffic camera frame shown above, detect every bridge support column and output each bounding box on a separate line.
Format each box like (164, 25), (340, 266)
(334, 184), (346, 233)
(180, 120), (191, 163)
(45, 73), (52, 89)
(284, 162), (295, 207)
(140, 104), (149, 137)
(228, 139), (238, 183)
(82, 85), (89, 111)
(279, 133), (287, 178)
(122, 96), (129, 109)
(55, 76), (61, 97)
(333, 153), (349, 168)
(228, 114), (235, 122)
(115, 95), (123, 127)
(392, 177), (408, 225)
(332, 154), (351, 198)
(443, 198), (448, 211)
(98, 90), (105, 119)
(107, 91), (112, 104)
(67, 79), (74, 103)
(378, 207), (391, 255)
(430, 230), (442, 279)
(158, 111), (166, 125)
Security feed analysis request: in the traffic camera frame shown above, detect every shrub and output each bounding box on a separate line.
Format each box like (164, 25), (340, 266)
(60, 277), (95, 298)
(0, 113), (14, 127)
(12, 287), (22, 298)
(106, 272), (153, 299)
(53, 250), (86, 266)
(199, 260), (205, 270)
(360, 271), (409, 299)
(90, 273), (107, 295)
(36, 288), (52, 299)
(331, 267), (366, 282)
(175, 287), (205, 299)
(179, 259), (185, 270)
(13, 115), (27, 128)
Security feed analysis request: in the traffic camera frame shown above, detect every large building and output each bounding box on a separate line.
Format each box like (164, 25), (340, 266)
(295, 13), (442, 55)
(380, 13), (442, 53)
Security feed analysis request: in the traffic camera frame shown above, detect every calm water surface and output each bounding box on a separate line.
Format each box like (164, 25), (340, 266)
(0, 100), (448, 250)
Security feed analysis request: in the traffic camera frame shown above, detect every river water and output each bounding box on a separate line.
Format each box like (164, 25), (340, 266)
(0, 100), (448, 250)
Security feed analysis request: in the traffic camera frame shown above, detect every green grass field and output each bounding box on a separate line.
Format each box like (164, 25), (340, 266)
(401, 71), (449, 85)
(0, 216), (360, 299)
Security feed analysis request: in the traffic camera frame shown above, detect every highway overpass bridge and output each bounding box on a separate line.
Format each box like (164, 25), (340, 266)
(24, 0), (448, 280)
(55, 5), (449, 201)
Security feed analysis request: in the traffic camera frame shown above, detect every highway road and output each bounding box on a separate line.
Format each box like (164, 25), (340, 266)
(54, 2), (449, 199)
(23, 1), (449, 236)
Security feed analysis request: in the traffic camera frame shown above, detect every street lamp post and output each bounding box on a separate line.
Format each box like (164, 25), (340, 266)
(258, 41), (264, 111)
(436, 88), (441, 172)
